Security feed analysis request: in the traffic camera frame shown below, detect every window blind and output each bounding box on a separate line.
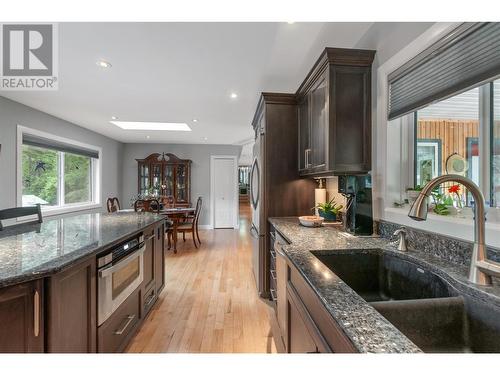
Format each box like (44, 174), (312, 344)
(23, 133), (100, 159)
(388, 22), (500, 120)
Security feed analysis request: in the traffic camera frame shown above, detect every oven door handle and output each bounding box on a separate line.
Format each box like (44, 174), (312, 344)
(98, 244), (146, 278)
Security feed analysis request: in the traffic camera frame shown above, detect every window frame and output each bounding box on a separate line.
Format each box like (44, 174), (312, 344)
(17, 125), (102, 217)
(411, 82), (493, 206)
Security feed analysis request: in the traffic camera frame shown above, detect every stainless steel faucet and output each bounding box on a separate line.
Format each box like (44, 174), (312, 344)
(393, 227), (408, 252)
(408, 174), (500, 286)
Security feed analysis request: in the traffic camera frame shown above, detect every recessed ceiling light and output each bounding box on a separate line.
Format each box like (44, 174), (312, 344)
(230, 92), (238, 99)
(287, 21), (295, 24)
(97, 60), (112, 68)
(111, 116), (118, 120)
(146, 135), (150, 139)
(110, 121), (192, 131)
(203, 137), (208, 141)
(192, 119), (198, 123)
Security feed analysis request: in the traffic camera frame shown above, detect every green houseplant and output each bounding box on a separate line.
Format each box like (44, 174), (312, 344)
(313, 198), (343, 222)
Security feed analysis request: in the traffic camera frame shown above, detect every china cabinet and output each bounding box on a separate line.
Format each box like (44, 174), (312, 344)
(136, 153), (192, 207)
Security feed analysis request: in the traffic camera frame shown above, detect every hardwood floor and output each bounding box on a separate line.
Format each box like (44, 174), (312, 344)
(126, 202), (276, 353)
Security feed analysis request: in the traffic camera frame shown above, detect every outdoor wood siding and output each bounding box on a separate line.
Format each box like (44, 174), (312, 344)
(417, 119), (479, 174)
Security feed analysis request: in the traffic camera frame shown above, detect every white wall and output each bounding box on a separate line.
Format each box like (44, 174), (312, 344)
(121, 143), (242, 227)
(0, 96), (123, 215)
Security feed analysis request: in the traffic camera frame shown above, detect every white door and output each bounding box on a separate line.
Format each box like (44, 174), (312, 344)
(213, 157), (237, 228)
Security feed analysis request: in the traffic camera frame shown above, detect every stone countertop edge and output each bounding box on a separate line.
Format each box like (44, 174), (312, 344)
(268, 217), (500, 354)
(0, 212), (166, 289)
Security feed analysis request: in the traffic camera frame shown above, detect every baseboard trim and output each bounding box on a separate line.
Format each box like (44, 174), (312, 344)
(198, 224), (214, 230)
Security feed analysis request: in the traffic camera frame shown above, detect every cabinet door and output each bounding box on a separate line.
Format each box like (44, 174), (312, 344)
(287, 292), (318, 353)
(138, 163), (150, 196)
(151, 163), (162, 196)
(331, 65), (371, 173)
(163, 165), (174, 198)
(298, 97), (311, 172)
(46, 258), (96, 353)
(143, 227), (155, 293)
(310, 71), (328, 171)
(275, 244), (288, 348)
(154, 223), (165, 293)
(0, 280), (44, 353)
(176, 164), (188, 203)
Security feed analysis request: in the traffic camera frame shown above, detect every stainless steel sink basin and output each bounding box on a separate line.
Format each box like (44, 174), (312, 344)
(312, 250), (456, 302)
(313, 250), (500, 352)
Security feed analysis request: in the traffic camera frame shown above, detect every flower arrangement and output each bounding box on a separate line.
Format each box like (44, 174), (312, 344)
(448, 184), (463, 208)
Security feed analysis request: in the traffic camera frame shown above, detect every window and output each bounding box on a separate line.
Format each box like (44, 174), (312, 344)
(412, 81), (500, 208)
(493, 80), (500, 207)
(18, 127), (100, 214)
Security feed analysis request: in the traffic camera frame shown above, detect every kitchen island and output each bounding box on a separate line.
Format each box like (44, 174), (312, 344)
(268, 217), (500, 353)
(0, 211), (166, 353)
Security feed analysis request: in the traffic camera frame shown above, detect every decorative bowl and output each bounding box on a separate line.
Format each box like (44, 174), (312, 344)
(298, 216), (324, 227)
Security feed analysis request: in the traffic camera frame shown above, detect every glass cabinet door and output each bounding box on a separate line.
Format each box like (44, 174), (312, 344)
(176, 164), (187, 203)
(310, 71), (328, 170)
(163, 165), (174, 198)
(152, 163), (161, 197)
(139, 163), (149, 195)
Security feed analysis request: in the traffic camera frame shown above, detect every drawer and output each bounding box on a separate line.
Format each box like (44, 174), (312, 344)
(98, 289), (140, 353)
(142, 284), (157, 318)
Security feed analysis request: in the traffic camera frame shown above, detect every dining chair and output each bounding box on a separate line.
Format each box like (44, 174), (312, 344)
(133, 199), (160, 213)
(106, 197), (121, 213)
(0, 204), (43, 231)
(176, 197), (203, 248)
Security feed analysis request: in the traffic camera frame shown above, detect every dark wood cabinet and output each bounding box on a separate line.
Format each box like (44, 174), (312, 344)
(251, 94), (317, 297)
(269, 228), (357, 354)
(136, 153), (192, 207)
(287, 288), (319, 353)
(154, 222), (166, 293)
(297, 48), (375, 176)
(141, 226), (156, 318)
(98, 289), (140, 353)
(141, 222), (165, 318)
(46, 257), (96, 353)
(0, 280), (44, 353)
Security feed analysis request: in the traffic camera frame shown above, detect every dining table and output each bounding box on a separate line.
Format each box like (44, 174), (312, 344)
(160, 207), (196, 253)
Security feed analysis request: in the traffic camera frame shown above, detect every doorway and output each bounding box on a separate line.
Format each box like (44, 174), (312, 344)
(210, 156), (238, 229)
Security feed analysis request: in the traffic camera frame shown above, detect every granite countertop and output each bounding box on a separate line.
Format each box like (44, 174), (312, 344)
(0, 212), (165, 288)
(269, 217), (500, 353)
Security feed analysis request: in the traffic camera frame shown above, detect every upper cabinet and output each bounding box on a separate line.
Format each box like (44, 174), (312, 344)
(136, 153), (192, 206)
(297, 48), (375, 176)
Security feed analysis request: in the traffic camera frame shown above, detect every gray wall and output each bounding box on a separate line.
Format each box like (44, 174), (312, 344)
(0, 96), (123, 214)
(121, 143), (242, 226)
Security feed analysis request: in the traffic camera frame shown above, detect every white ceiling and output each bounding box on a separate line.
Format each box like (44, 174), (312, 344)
(1, 22), (373, 144)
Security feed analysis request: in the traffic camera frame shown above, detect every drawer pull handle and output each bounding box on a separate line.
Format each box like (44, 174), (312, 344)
(114, 315), (135, 335)
(33, 290), (40, 337)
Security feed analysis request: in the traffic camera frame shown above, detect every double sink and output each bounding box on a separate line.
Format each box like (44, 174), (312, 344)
(313, 250), (500, 353)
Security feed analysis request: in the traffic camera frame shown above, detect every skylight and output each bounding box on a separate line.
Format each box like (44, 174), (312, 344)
(110, 121), (192, 131)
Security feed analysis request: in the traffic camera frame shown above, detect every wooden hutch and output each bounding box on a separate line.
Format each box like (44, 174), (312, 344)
(136, 153), (192, 207)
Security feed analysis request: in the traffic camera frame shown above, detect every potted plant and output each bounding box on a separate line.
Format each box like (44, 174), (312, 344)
(313, 198), (343, 222)
(406, 185), (423, 204)
(430, 189), (453, 216)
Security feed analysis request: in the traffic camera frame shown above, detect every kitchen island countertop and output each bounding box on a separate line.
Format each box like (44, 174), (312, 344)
(0, 211), (165, 288)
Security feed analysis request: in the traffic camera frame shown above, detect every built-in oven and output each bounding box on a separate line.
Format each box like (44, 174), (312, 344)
(97, 234), (146, 326)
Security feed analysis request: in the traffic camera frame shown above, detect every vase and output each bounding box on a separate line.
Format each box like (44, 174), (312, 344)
(453, 194), (466, 218)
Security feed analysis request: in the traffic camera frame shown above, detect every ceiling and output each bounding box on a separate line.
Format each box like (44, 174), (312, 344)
(1, 22), (373, 145)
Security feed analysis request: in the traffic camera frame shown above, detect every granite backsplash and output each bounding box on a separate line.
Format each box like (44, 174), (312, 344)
(379, 220), (500, 267)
